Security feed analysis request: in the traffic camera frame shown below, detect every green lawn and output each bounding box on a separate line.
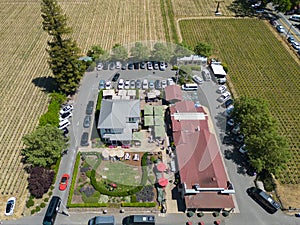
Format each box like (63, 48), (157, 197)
(180, 18), (300, 184)
(97, 161), (142, 186)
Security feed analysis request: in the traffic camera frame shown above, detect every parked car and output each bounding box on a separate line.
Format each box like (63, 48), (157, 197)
(140, 61), (146, 69)
(224, 99), (234, 108)
(225, 105), (234, 117)
(136, 79), (142, 89)
(88, 216), (115, 225)
(98, 80), (105, 90)
(287, 36), (295, 44)
(83, 115), (91, 128)
(217, 91), (231, 103)
(128, 63), (134, 70)
(232, 123), (240, 134)
(5, 197), (16, 216)
(121, 62), (127, 70)
(295, 213), (300, 217)
(86, 101), (94, 115)
(102, 62), (109, 70)
(59, 174), (70, 191)
(159, 62), (166, 71)
(192, 75), (203, 84)
(276, 25), (285, 33)
(58, 119), (70, 130)
(227, 118), (234, 127)
(80, 132), (89, 146)
(161, 80), (167, 89)
(149, 80), (155, 89)
(153, 62), (159, 70)
(109, 62), (115, 70)
(112, 72), (120, 82)
(167, 78), (174, 85)
(239, 144), (247, 154)
(130, 80), (136, 89)
(105, 81), (112, 89)
(133, 62), (139, 70)
(292, 41), (300, 50)
(202, 70), (211, 81)
(155, 80), (162, 89)
(217, 85), (227, 94)
(59, 111), (72, 121)
(96, 62), (103, 71)
(59, 104), (73, 115)
(115, 61), (121, 69)
(142, 79), (148, 89)
(124, 80), (130, 89)
(147, 61), (153, 70)
(235, 134), (244, 143)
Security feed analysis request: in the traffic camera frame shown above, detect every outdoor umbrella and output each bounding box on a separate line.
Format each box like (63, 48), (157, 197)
(156, 162), (167, 172)
(158, 177), (168, 187)
(102, 149), (110, 158)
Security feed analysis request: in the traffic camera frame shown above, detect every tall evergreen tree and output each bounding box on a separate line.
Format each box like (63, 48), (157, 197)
(41, 0), (85, 95)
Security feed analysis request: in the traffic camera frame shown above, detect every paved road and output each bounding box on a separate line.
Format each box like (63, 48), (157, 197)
(3, 68), (300, 225)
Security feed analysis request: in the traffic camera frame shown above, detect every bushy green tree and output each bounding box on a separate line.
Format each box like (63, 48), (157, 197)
(151, 43), (173, 62)
(130, 42), (150, 62)
(87, 45), (105, 61)
(194, 42), (212, 57)
(110, 43), (128, 61)
(22, 124), (68, 167)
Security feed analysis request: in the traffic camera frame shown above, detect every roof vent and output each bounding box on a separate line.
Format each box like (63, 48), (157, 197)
(195, 126), (200, 131)
(193, 183), (200, 191)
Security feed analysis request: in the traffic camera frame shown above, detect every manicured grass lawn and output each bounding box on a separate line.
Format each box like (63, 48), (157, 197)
(97, 161), (142, 187)
(179, 18), (300, 185)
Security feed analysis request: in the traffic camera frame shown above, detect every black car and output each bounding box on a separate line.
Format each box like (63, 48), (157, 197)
(121, 62), (127, 70)
(112, 72), (120, 82)
(128, 63), (133, 70)
(80, 132), (89, 146)
(224, 99), (234, 108)
(83, 115), (91, 128)
(86, 101), (94, 115)
(133, 62), (139, 70)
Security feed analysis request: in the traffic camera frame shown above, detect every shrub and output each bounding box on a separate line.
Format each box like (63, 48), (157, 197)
(68, 203), (108, 208)
(187, 211), (194, 217)
(26, 198), (34, 208)
(28, 167), (55, 198)
(67, 152), (81, 206)
(197, 212), (204, 217)
(48, 191), (53, 196)
(31, 209), (36, 215)
(213, 212), (219, 217)
(222, 211), (230, 217)
(136, 186), (154, 202)
(40, 202), (46, 208)
(131, 195), (137, 203)
(44, 198), (49, 202)
(35, 206), (41, 212)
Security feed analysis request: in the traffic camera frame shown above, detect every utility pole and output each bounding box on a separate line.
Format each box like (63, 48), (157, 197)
(285, 23), (293, 38)
(215, 1), (224, 15)
(60, 202), (70, 216)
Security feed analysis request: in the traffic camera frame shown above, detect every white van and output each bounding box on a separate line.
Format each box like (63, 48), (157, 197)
(181, 83), (198, 91)
(289, 15), (300, 22)
(142, 79), (148, 89)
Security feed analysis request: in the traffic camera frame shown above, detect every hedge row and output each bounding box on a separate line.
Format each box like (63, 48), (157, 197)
(68, 203), (108, 208)
(67, 152), (81, 206)
(121, 202), (156, 207)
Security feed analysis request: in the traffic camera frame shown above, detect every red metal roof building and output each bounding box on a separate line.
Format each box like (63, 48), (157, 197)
(164, 85), (183, 104)
(170, 100), (235, 211)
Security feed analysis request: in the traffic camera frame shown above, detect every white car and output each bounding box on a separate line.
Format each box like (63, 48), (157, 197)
(118, 79), (124, 89)
(159, 62), (166, 71)
(124, 80), (130, 89)
(161, 80), (167, 89)
(5, 197), (16, 216)
(115, 61), (121, 69)
(276, 25), (285, 33)
(59, 119), (70, 130)
(217, 91), (231, 103)
(167, 78), (174, 85)
(96, 63), (103, 71)
(239, 144), (247, 154)
(147, 61), (153, 70)
(192, 75), (203, 84)
(292, 42), (300, 50)
(59, 111), (72, 121)
(217, 85), (227, 94)
(59, 104), (73, 115)
(105, 81), (112, 89)
(142, 79), (148, 89)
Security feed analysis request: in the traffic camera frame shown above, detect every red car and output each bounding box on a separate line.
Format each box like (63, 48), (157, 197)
(59, 174), (70, 191)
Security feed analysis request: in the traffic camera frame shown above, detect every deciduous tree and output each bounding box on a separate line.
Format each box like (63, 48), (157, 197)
(22, 124), (68, 167)
(194, 42), (212, 57)
(130, 42), (150, 62)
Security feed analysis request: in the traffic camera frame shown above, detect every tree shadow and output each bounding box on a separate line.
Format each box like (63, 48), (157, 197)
(32, 76), (57, 93)
(227, 0), (257, 17)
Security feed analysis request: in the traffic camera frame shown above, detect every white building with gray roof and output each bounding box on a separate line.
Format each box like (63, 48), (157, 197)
(97, 99), (140, 145)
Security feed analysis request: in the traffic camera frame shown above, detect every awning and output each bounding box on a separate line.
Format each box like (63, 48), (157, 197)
(116, 149), (124, 158)
(154, 106), (164, 116)
(156, 162), (167, 172)
(144, 116), (154, 126)
(154, 116), (164, 126)
(132, 132), (143, 141)
(109, 150), (117, 157)
(144, 105), (154, 115)
(102, 149), (110, 158)
(158, 177), (168, 187)
(154, 125), (165, 138)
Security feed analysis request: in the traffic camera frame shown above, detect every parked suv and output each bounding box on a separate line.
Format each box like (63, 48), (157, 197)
(86, 101), (94, 115)
(80, 132), (89, 146)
